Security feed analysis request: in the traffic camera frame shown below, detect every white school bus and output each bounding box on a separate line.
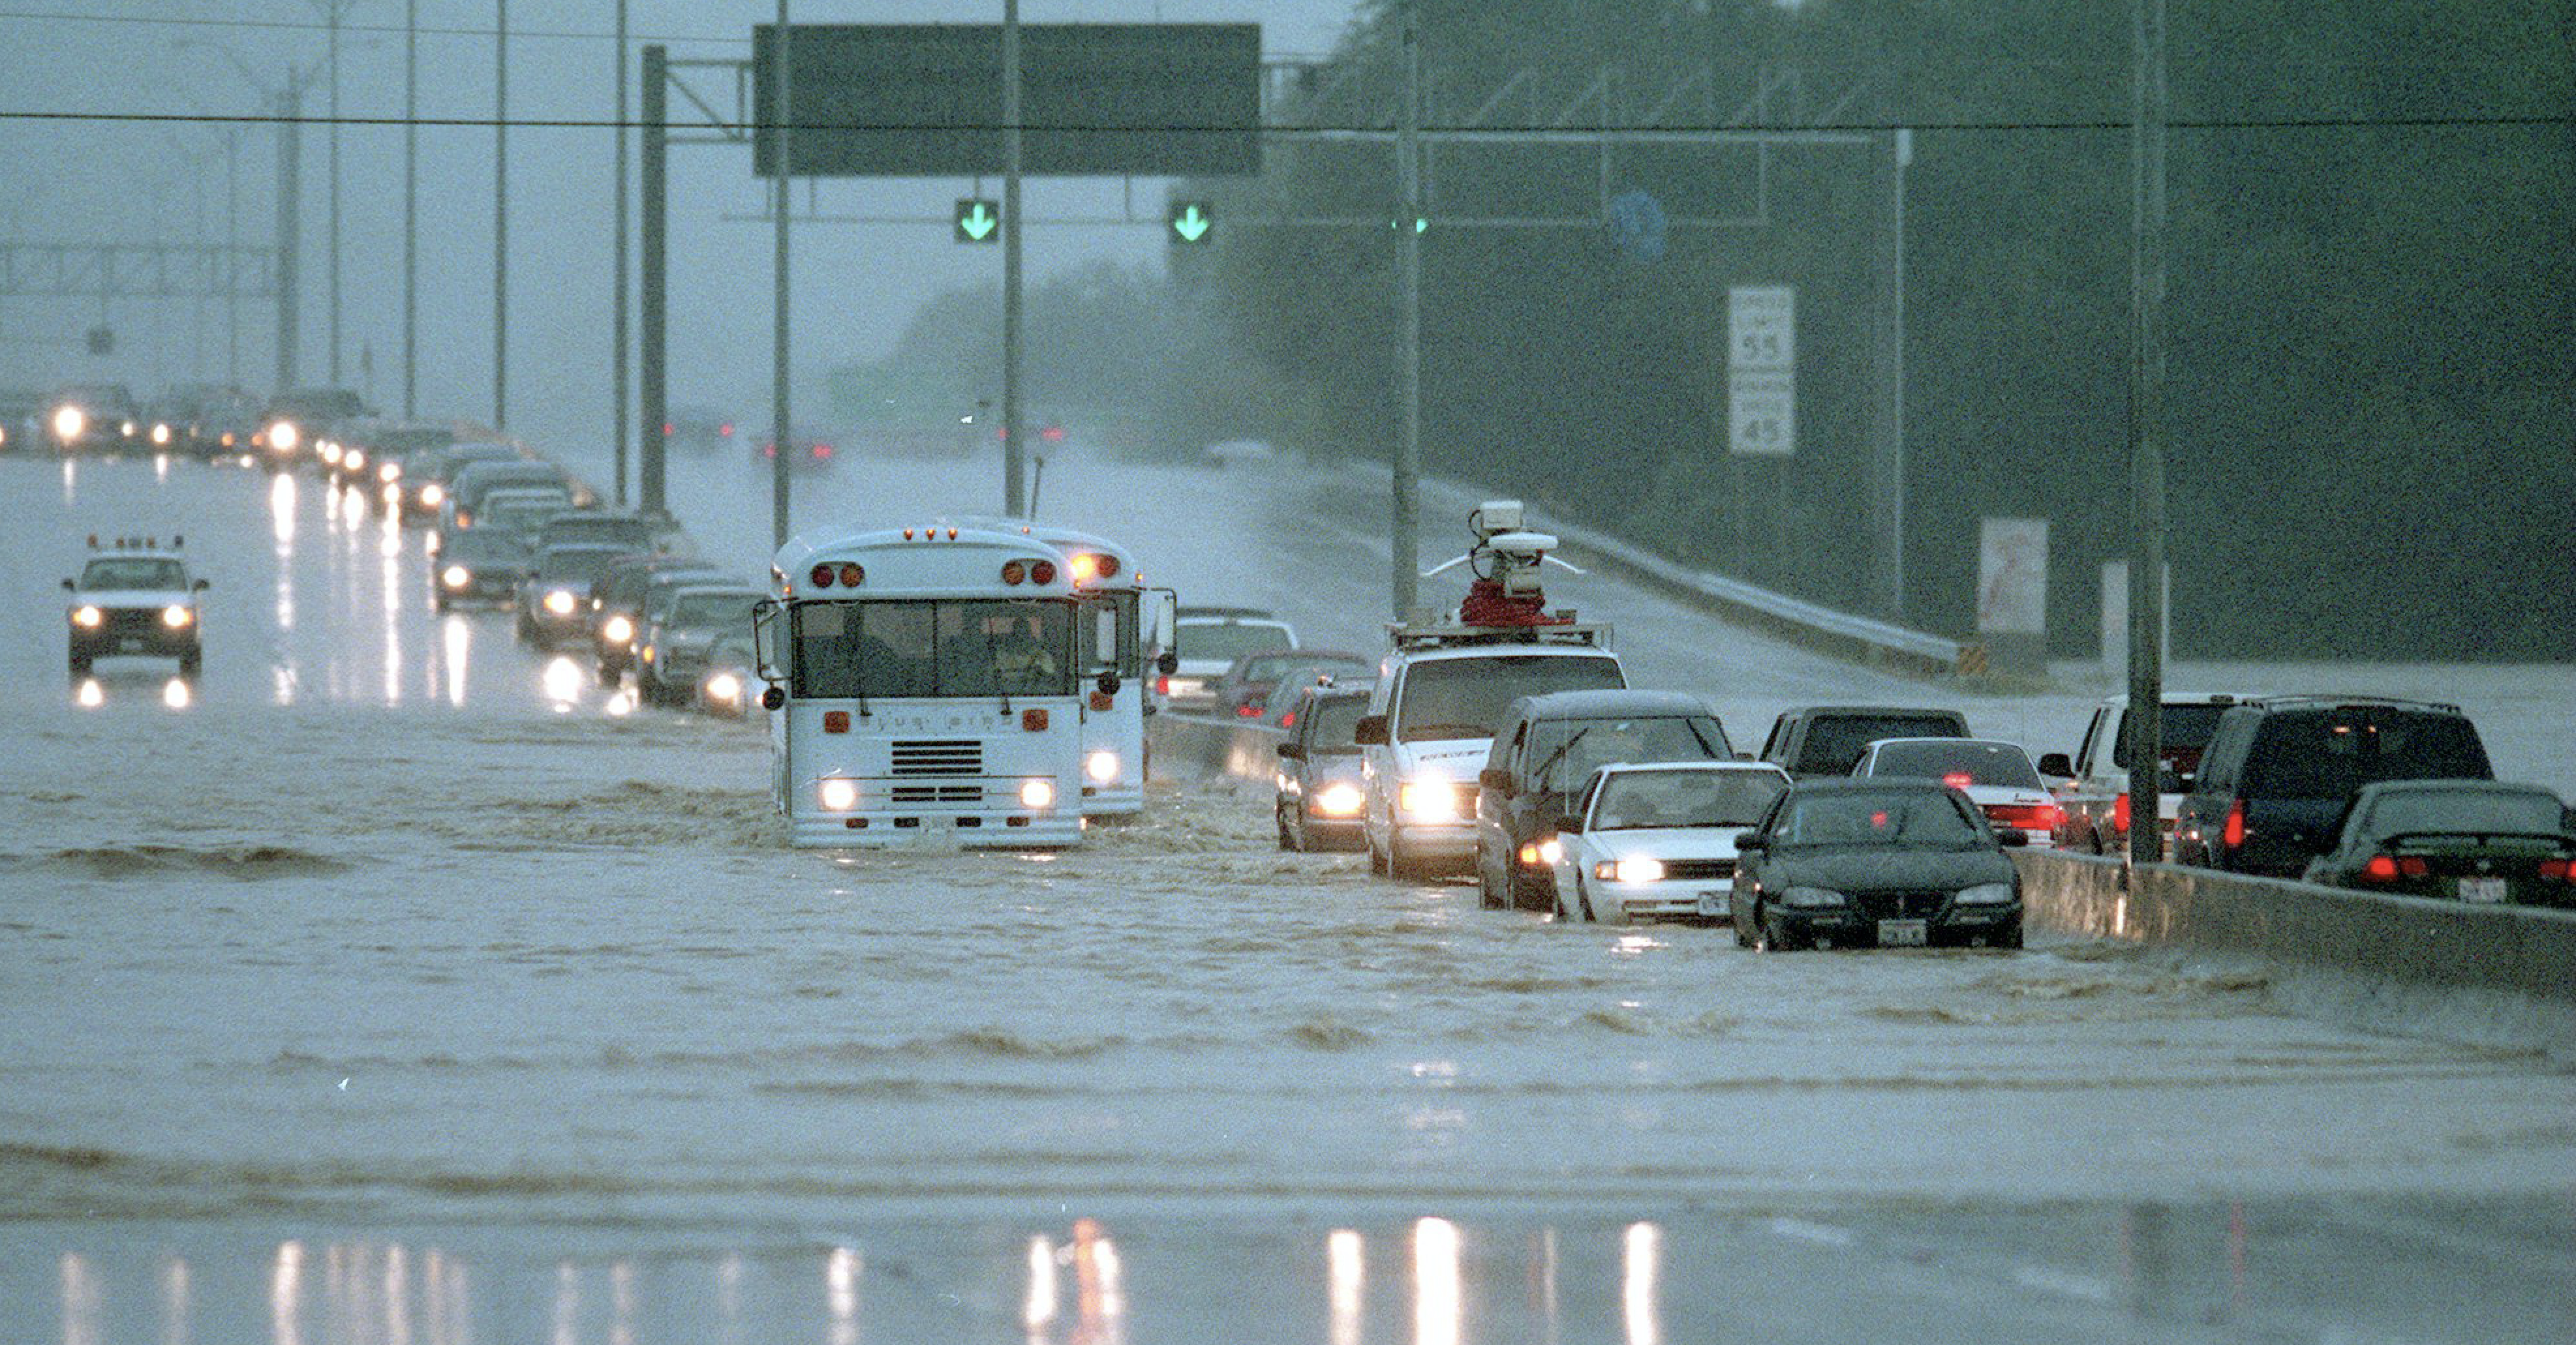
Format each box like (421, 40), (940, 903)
(754, 521), (1090, 848)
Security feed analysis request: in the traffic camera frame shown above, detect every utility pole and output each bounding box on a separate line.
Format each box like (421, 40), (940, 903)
(322, 0), (344, 387)
(1000, 0), (1026, 518)
(1877, 127), (1912, 620)
(638, 45), (667, 515)
(403, 0), (418, 417)
(493, 0), (508, 429)
(769, 2), (793, 547)
(1390, 0), (1423, 619)
(275, 81), (301, 395)
(224, 128), (241, 385)
(2125, 0), (2168, 867)
(611, 0), (630, 504)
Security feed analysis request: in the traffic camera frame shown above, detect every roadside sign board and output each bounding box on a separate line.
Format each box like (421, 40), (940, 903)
(1726, 286), (1794, 456)
(1726, 372), (1794, 458)
(1727, 285), (1794, 370)
(751, 23), (1261, 178)
(1977, 519), (2050, 635)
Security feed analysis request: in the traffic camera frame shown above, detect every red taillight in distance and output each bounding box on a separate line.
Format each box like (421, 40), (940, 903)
(2362, 854), (2429, 881)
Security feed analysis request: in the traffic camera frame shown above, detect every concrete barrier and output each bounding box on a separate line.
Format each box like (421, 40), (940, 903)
(2015, 849), (2576, 1052)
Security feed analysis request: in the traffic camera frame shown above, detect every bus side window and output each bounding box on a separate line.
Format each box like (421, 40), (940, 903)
(752, 599), (784, 682)
(1092, 605), (1120, 671)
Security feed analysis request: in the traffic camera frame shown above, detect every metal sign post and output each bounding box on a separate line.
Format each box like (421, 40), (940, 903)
(2125, 0), (2170, 866)
(1002, 0), (1025, 518)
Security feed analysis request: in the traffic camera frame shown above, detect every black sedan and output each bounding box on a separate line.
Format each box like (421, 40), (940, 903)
(1733, 779), (2026, 950)
(2301, 780), (2576, 908)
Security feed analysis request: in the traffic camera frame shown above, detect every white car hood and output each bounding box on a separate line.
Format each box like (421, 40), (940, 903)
(74, 588), (191, 608)
(1575, 828), (1743, 861)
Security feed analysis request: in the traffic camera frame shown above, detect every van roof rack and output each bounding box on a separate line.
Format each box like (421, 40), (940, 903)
(1385, 618), (1612, 651)
(2238, 693), (2465, 716)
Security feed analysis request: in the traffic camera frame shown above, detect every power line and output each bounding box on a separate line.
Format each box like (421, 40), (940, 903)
(0, 6), (743, 46)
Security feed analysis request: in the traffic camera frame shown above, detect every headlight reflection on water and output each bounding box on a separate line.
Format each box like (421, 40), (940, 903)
(542, 657), (586, 710)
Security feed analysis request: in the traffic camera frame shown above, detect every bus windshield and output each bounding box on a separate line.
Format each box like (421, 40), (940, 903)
(793, 599), (1075, 699)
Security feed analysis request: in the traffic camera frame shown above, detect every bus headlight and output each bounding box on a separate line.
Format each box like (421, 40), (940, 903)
(161, 605), (194, 629)
(442, 565), (471, 590)
(52, 406), (86, 441)
(1084, 749), (1119, 784)
(1020, 778), (1057, 810)
(1313, 781), (1365, 817)
(1398, 778), (1460, 823)
(543, 589), (577, 617)
(71, 605), (104, 629)
(817, 778), (859, 811)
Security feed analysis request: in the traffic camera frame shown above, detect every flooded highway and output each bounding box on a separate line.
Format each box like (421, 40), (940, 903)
(3, 453), (2571, 1342)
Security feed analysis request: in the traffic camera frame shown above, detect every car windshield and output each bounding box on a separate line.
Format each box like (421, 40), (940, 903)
(1181, 622), (1294, 662)
(1300, 695), (1372, 751)
(1592, 770), (1785, 830)
(80, 557), (185, 590)
(1395, 656), (1625, 742)
(2243, 710), (2493, 798)
(793, 599), (1075, 699)
(444, 531), (530, 562)
(667, 594), (756, 629)
(2360, 787), (2565, 841)
(1793, 714), (1965, 774)
(535, 548), (621, 584)
(1775, 791), (1984, 849)
(1865, 740), (2044, 789)
(1526, 716), (1731, 793)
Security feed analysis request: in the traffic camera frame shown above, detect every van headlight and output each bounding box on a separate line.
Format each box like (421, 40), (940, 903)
(1313, 781), (1364, 817)
(601, 614), (634, 645)
(1398, 778), (1461, 823)
(419, 482), (444, 506)
(817, 778), (858, 811)
(442, 565), (471, 590)
(161, 605), (194, 629)
(52, 406), (86, 440)
(266, 419), (299, 451)
(1955, 882), (2016, 905)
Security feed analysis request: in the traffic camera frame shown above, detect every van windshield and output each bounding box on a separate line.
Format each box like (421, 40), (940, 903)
(1396, 656), (1624, 742)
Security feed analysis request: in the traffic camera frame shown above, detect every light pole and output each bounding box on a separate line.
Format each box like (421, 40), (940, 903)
(174, 40), (321, 397)
(307, 0), (359, 389)
(403, 0), (418, 417)
(494, 0), (509, 430)
(611, 0), (630, 502)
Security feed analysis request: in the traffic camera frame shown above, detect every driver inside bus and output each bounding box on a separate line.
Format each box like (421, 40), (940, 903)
(990, 613), (1060, 686)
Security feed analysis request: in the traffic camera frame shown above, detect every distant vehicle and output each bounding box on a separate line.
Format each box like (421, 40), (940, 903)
(346, 419), (461, 496)
(1733, 778), (2026, 951)
(662, 404), (737, 449)
(1758, 705), (1972, 779)
(610, 567), (739, 680)
(694, 631), (760, 718)
(1273, 685), (1373, 853)
(447, 459), (582, 530)
(46, 384), (144, 453)
(757, 425), (839, 470)
(515, 542), (631, 648)
(0, 387), (44, 450)
(154, 384), (260, 457)
(2040, 693), (2245, 856)
(590, 554), (722, 678)
(258, 387), (368, 461)
(634, 584), (766, 707)
(537, 509), (686, 558)
(1852, 737), (2062, 849)
(1473, 689), (1734, 911)
(401, 442), (521, 523)
(1259, 659), (1375, 727)
(1549, 761), (1790, 925)
(2300, 780), (2576, 907)
(432, 528), (536, 611)
(1200, 438), (1276, 467)
(63, 538), (207, 676)
(465, 487), (577, 546)
(2172, 697), (2494, 877)
(1216, 648), (1371, 720)
(1165, 609), (1297, 710)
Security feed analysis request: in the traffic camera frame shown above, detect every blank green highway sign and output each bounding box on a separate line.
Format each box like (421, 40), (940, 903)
(955, 199), (1001, 243)
(1167, 200), (1214, 244)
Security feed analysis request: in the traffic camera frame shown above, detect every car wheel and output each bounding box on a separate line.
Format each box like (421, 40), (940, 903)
(1508, 866), (1548, 913)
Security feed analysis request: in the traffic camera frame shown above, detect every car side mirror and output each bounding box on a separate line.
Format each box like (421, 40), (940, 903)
(1999, 829), (2031, 848)
(759, 684), (786, 711)
(1734, 832), (1766, 852)
(1478, 766), (1514, 796)
(1353, 714), (1389, 746)
(193, 578), (211, 592)
(2036, 752), (2074, 778)
(1096, 671), (1121, 695)
(1556, 813), (1584, 835)
(61, 577), (75, 591)
(1156, 651), (1180, 675)
(1276, 742), (1305, 761)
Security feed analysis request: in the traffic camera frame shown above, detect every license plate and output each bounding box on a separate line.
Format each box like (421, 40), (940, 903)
(1696, 890), (1729, 917)
(2459, 877), (2507, 903)
(1877, 918), (1929, 947)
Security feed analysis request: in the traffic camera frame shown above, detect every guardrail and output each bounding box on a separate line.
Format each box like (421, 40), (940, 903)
(1426, 476), (1966, 676)
(2014, 849), (2576, 1051)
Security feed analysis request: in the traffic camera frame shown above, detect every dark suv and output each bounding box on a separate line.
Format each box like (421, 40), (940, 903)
(1475, 689), (1733, 911)
(2171, 697), (2493, 877)
(1757, 705), (1970, 779)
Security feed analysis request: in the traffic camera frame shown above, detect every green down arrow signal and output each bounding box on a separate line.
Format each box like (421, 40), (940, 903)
(955, 199), (1000, 243)
(1169, 202), (1212, 244)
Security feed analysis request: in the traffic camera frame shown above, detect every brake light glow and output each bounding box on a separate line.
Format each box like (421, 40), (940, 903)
(2363, 855), (2397, 880)
(2361, 855), (2429, 881)
(2113, 792), (2132, 834)
(1154, 675), (1171, 697)
(1942, 772), (1974, 791)
(1234, 703), (1261, 718)
(1986, 802), (2064, 832)
(2222, 801), (2245, 849)
(2539, 859), (2573, 881)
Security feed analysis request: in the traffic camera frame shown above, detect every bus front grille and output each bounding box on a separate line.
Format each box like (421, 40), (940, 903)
(891, 740), (982, 776)
(890, 783), (983, 805)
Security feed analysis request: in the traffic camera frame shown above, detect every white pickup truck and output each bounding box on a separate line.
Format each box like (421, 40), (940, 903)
(2040, 693), (2245, 856)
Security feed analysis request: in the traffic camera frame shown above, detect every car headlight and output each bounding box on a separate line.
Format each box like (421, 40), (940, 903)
(71, 604), (104, 629)
(703, 671), (743, 704)
(161, 605), (194, 629)
(1956, 882), (2016, 905)
(543, 589), (577, 616)
(1597, 855), (1663, 884)
(120, 419), (138, 436)
(817, 778), (859, 811)
(52, 406), (86, 440)
(378, 461), (401, 482)
(442, 564), (471, 590)
(345, 449), (365, 470)
(1781, 886), (1847, 909)
(1518, 836), (1565, 867)
(150, 422), (172, 446)
(1020, 778), (1057, 810)
(1085, 749), (1119, 784)
(1398, 778), (1461, 823)
(419, 482), (444, 506)
(320, 441), (343, 464)
(601, 614), (634, 645)
(1313, 781), (1365, 817)
(266, 420), (299, 451)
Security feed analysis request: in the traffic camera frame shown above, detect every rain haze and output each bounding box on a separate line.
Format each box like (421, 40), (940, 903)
(3, 2), (2572, 1342)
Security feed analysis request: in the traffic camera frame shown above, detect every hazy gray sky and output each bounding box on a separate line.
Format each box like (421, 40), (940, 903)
(0, 1), (1364, 453)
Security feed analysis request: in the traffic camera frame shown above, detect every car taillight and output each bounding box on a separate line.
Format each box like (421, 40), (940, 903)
(2539, 858), (2573, 881)
(2363, 855), (2429, 880)
(2113, 792), (2131, 834)
(1279, 710), (1298, 729)
(1235, 703), (1261, 718)
(2362, 855), (2397, 880)
(1942, 772), (1974, 791)
(2222, 801), (2245, 849)
(1985, 803), (2062, 831)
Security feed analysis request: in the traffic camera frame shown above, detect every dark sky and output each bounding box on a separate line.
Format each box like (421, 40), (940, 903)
(0, 1), (1364, 453)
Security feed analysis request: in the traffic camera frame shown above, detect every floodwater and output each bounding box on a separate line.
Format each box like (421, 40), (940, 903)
(3, 450), (2571, 1342)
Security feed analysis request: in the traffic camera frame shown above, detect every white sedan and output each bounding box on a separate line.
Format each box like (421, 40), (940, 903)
(1549, 761), (1791, 924)
(1850, 736), (2062, 847)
